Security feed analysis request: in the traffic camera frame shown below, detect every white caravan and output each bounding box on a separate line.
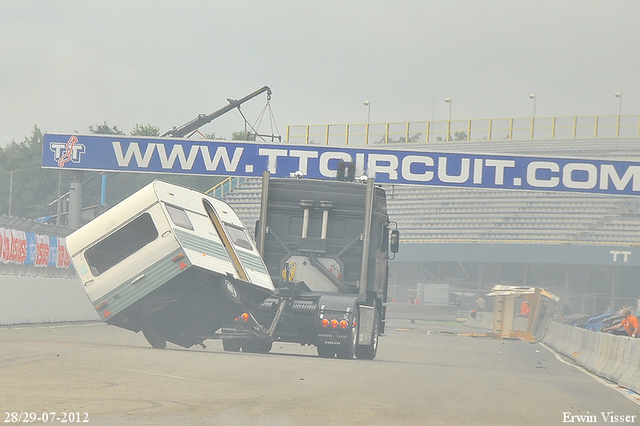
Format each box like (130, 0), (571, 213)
(66, 180), (274, 349)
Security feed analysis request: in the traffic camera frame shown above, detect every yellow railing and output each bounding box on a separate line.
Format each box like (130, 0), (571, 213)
(285, 115), (640, 146)
(206, 176), (246, 198)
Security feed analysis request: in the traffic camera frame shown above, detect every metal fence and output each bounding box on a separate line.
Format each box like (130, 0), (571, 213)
(286, 115), (640, 146)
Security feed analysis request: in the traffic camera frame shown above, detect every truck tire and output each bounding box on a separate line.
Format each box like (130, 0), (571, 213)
(142, 329), (167, 349)
(222, 339), (241, 352)
(355, 308), (379, 360)
(336, 311), (359, 360)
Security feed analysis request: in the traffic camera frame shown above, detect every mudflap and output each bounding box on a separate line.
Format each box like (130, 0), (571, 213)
(355, 304), (379, 360)
(316, 294), (360, 359)
(220, 313), (274, 354)
(357, 305), (375, 346)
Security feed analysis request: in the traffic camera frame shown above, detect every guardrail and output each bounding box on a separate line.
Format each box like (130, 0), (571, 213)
(286, 115), (640, 145)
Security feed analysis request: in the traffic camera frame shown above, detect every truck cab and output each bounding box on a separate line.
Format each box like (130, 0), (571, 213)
(222, 172), (398, 359)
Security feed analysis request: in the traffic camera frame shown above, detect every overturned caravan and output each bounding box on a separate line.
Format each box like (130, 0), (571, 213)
(66, 180), (274, 349)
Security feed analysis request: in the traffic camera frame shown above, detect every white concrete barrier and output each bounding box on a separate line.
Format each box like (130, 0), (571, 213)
(568, 326), (584, 359)
(542, 321), (558, 348)
(544, 322), (640, 394)
(555, 322), (567, 352)
(0, 274), (98, 325)
(465, 312), (537, 333)
(561, 324), (577, 357)
(579, 330), (603, 374)
(593, 333), (616, 377)
(543, 322), (562, 353)
(619, 339), (640, 394)
(611, 338), (636, 383)
(601, 337), (628, 382)
(464, 311), (494, 330)
(386, 303), (458, 321)
(513, 317), (528, 332)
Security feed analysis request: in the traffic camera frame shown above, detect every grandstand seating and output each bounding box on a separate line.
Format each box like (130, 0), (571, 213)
(220, 177), (262, 237)
(220, 177), (640, 247)
(219, 137), (640, 247)
(383, 185), (640, 245)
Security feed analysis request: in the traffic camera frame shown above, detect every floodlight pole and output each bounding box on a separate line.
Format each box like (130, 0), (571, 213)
(529, 94), (536, 138)
(615, 92), (622, 137)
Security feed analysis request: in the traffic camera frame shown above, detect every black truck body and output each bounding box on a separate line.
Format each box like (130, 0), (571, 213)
(222, 172), (398, 359)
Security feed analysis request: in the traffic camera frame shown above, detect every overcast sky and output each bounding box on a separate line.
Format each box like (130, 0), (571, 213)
(0, 1), (638, 144)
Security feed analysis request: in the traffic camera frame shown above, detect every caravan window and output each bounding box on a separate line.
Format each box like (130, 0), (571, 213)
(224, 223), (253, 251)
(165, 204), (194, 230)
(85, 213), (158, 276)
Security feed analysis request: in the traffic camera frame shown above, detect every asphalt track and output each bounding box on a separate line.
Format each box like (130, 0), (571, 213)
(1, 320), (639, 426)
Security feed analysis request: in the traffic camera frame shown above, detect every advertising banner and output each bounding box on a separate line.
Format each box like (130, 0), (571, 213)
(10, 230), (27, 264)
(0, 228), (9, 263)
(57, 237), (70, 269)
(43, 133), (640, 197)
(36, 234), (49, 267)
(0, 227), (69, 268)
(48, 236), (58, 268)
(25, 232), (37, 265)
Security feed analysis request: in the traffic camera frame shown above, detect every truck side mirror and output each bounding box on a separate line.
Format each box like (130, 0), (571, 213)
(390, 230), (400, 253)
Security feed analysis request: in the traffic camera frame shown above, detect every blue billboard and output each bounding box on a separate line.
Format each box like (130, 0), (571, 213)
(43, 133), (640, 196)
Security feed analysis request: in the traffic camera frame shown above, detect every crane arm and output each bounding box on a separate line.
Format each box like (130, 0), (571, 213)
(161, 86), (271, 138)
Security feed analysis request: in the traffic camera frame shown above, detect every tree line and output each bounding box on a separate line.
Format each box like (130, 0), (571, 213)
(0, 123), (252, 222)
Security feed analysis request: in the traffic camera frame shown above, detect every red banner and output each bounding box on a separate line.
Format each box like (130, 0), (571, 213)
(57, 237), (70, 269)
(0, 227), (69, 269)
(36, 234), (49, 267)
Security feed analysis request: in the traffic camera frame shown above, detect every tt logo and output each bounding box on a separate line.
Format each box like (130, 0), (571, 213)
(610, 250), (631, 262)
(50, 135), (86, 167)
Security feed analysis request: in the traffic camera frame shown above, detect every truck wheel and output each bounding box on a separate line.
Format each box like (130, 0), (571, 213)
(142, 329), (167, 349)
(222, 339), (241, 352)
(316, 344), (336, 358)
(242, 340), (272, 354)
(355, 308), (379, 360)
(336, 311), (359, 360)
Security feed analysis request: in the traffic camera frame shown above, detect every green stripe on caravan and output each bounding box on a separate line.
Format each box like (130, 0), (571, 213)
(237, 251), (268, 274)
(173, 229), (230, 261)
